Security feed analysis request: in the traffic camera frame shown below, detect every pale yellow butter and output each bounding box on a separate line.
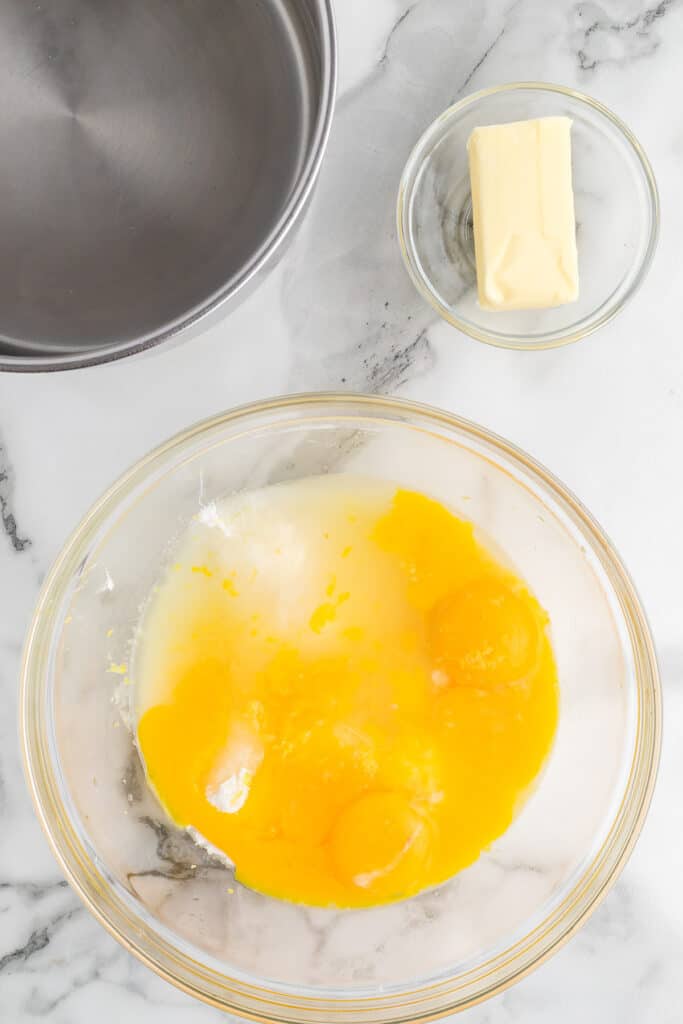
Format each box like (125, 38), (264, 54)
(467, 117), (579, 311)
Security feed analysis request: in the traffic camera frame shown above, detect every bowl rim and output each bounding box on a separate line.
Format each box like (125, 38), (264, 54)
(0, 0), (337, 374)
(396, 80), (660, 351)
(20, 392), (662, 1021)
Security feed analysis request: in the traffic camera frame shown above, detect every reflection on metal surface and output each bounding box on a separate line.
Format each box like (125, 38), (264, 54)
(0, 0), (336, 370)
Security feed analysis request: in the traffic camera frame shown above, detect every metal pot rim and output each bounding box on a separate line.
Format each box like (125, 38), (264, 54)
(1, 0), (337, 373)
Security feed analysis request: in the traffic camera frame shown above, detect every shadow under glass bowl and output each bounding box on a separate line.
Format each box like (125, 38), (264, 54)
(21, 394), (660, 1021)
(0, 0), (336, 372)
(397, 82), (659, 350)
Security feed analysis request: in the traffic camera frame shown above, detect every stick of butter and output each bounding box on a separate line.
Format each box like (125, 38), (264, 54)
(467, 117), (578, 311)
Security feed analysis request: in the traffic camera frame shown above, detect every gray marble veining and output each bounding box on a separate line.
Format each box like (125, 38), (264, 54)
(0, 439), (31, 553)
(1, 0), (682, 1020)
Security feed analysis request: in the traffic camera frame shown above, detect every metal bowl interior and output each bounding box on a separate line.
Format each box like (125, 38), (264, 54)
(21, 394), (660, 1021)
(0, 0), (336, 371)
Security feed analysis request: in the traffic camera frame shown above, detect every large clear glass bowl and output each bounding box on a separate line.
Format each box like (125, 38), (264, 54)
(21, 394), (660, 1020)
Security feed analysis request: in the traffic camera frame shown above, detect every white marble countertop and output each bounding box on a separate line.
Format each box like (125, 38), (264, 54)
(1, 0), (681, 1020)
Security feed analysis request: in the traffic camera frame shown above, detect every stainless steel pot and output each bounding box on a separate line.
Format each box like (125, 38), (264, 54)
(0, 0), (336, 371)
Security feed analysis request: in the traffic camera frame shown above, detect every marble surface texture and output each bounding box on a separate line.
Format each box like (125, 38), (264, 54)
(0, 0), (681, 1020)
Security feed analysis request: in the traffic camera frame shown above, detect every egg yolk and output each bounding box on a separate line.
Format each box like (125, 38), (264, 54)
(135, 479), (558, 908)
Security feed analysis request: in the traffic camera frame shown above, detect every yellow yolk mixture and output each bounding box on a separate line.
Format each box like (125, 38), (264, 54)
(135, 476), (558, 908)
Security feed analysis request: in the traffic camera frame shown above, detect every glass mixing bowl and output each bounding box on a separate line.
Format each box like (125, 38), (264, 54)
(397, 83), (659, 349)
(21, 394), (660, 1021)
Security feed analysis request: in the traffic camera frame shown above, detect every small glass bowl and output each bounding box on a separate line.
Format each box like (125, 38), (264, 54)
(21, 394), (661, 1021)
(397, 82), (659, 349)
